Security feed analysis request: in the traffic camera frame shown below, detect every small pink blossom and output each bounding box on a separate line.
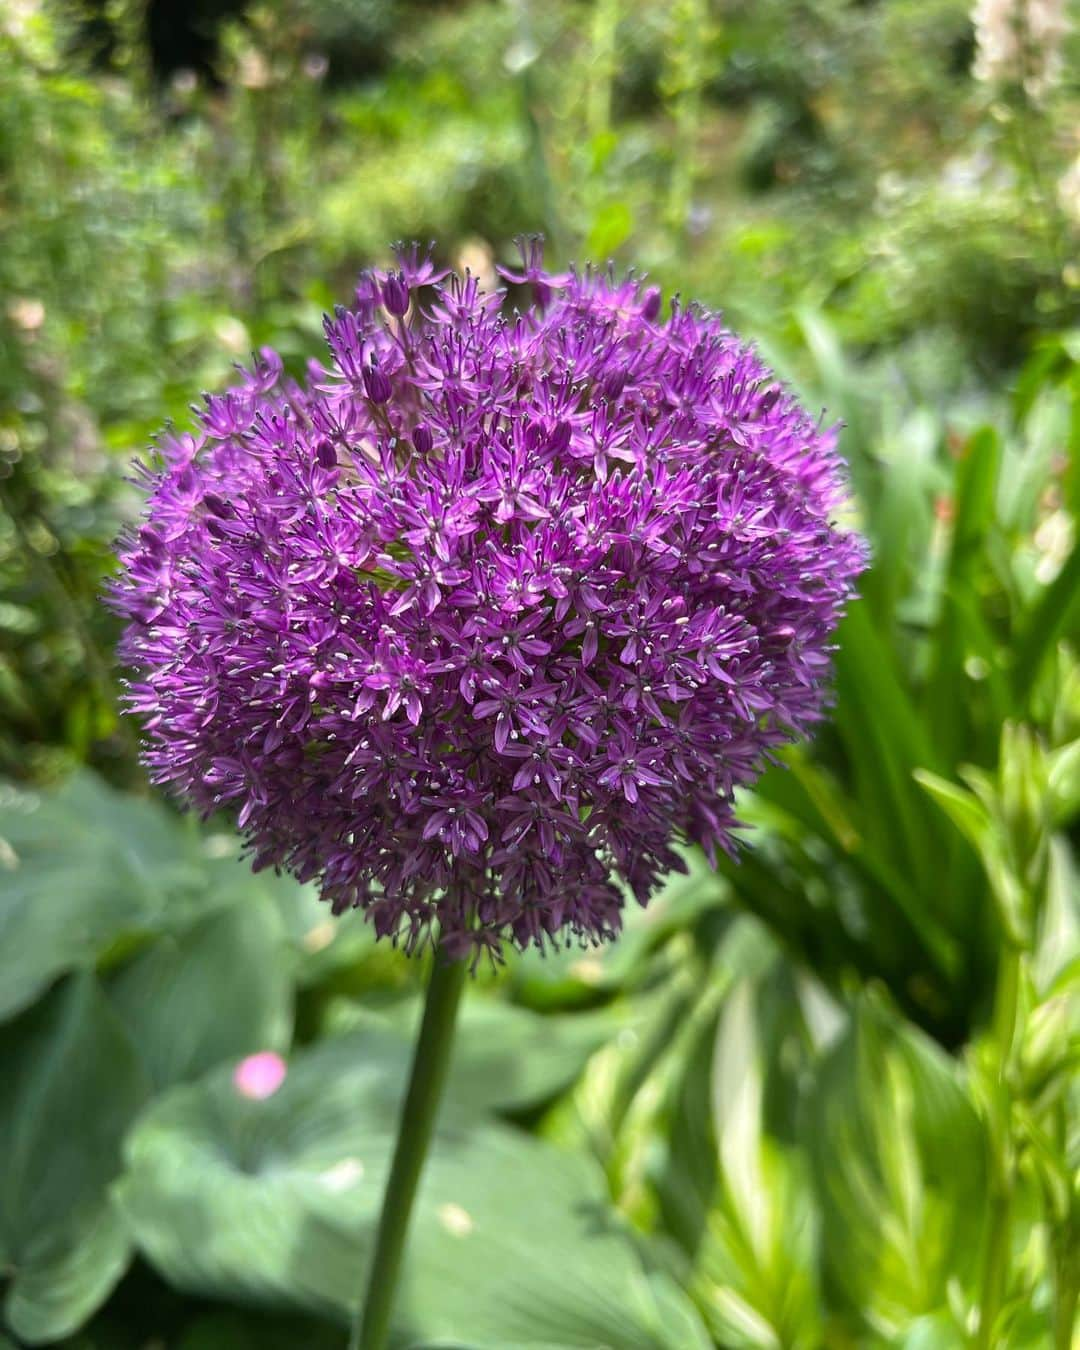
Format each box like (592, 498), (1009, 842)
(233, 1051), (287, 1100)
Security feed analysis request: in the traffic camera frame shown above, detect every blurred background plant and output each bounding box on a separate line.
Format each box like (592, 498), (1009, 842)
(0, 1), (1077, 1347)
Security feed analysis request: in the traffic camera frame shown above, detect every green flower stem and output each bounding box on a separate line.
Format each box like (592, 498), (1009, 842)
(975, 942), (1022, 1350)
(353, 947), (468, 1350)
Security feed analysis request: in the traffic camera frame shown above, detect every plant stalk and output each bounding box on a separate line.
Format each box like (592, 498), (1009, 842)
(353, 947), (468, 1350)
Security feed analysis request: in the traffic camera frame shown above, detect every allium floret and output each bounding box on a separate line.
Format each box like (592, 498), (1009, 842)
(112, 240), (867, 960)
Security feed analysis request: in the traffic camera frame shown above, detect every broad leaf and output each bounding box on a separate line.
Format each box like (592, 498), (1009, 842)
(3, 1205), (130, 1347)
(108, 898), (294, 1090)
(117, 1027), (711, 1349)
(174, 1309), (348, 1349)
(0, 974), (149, 1343)
(326, 994), (625, 1114)
(0, 771), (366, 1023)
(0, 774), (219, 1019)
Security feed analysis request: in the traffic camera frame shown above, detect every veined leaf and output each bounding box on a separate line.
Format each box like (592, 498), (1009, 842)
(117, 1027), (711, 1349)
(321, 994), (626, 1115)
(108, 898), (294, 1091)
(0, 771), (366, 1024)
(0, 974), (149, 1343)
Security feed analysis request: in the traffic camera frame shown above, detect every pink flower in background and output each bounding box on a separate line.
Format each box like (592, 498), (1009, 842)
(233, 1051), (287, 1100)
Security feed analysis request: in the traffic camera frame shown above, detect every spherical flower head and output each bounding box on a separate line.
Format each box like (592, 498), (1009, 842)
(111, 240), (867, 962)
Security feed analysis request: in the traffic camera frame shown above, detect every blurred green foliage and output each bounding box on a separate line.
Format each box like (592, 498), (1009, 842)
(1, 0), (1078, 1347)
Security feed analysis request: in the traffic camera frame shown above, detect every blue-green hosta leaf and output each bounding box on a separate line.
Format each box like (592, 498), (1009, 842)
(0, 974), (149, 1343)
(116, 1026), (711, 1350)
(107, 898), (294, 1091)
(260, 867), (376, 988)
(3, 1203), (131, 1347)
(0, 772), (369, 1023)
(325, 994), (626, 1114)
(0, 774), (221, 1020)
(805, 996), (987, 1337)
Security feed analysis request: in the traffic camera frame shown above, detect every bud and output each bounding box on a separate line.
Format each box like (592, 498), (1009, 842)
(139, 525), (165, 555)
(602, 368), (628, 401)
(412, 424), (434, 455)
(315, 439), (338, 470)
(363, 362), (392, 405)
(641, 287), (662, 322)
(382, 272), (410, 317)
(549, 420), (572, 454)
(203, 491), (234, 518)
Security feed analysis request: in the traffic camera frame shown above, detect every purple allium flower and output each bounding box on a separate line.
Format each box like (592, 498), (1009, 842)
(111, 240), (867, 961)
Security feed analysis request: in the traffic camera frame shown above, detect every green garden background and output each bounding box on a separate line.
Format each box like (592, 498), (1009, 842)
(0, 2), (1078, 1347)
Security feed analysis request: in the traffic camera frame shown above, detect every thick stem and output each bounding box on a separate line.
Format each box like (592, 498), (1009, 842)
(353, 948), (468, 1350)
(975, 943), (1022, 1350)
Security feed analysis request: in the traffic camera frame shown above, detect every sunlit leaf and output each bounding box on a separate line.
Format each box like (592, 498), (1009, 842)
(690, 966), (823, 1350)
(805, 997), (987, 1336)
(118, 1028), (712, 1349)
(326, 993), (626, 1115)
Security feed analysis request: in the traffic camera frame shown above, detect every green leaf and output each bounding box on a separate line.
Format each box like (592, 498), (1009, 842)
(586, 200), (633, 257)
(3, 1204), (131, 1347)
(262, 869), (375, 989)
(1034, 840), (1080, 991)
(862, 408), (940, 629)
(1012, 540), (1080, 699)
(926, 426), (1008, 765)
(649, 918), (777, 1258)
(832, 602), (955, 914)
(107, 898), (294, 1091)
(913, 770), (992, 852)
(117, 1028), (711, 1349)
(0, 773), (229, 1021)
(327, 994), (625, 1114)
(690, 968), (823, 1350)
(754, 756), (961, 986)
(805, 997), (987, 1336)
(892, 1310), (968, 1350)
(0, 771), (361, 1024)
(0, 974), (149, 1343)
(1046, 738), (1080, 827)
(915, 764), (1036, 946)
